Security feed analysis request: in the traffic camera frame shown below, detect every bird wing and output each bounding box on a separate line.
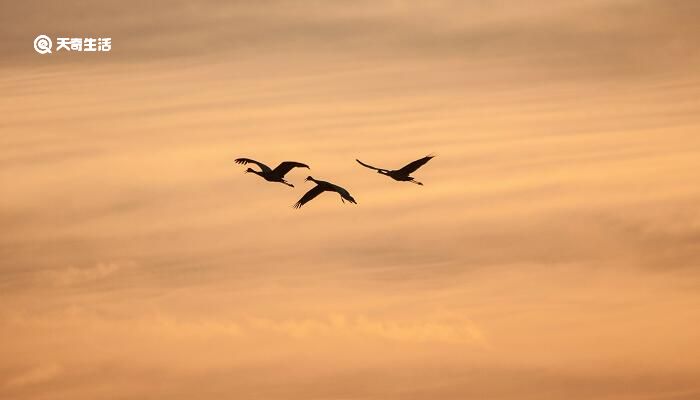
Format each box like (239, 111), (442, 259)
(356, 159), (388, 173)
(333, 185), (357, 204)
(396, 155), (434, 175)
(235, 158), (272, 173)
(272, 161), (309, 177)
(293, 185), (326, 208)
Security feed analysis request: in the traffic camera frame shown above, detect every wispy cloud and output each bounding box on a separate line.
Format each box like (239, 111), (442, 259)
(248, 314), (486, 344)
(37, 262), (125, 286)
(1, 1), (700, 399)
(4, 364), (62, 389)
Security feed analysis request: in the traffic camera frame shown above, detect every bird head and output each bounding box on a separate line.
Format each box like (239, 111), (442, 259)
(245, 168), (255, 174)
(305, 176), (314, 182)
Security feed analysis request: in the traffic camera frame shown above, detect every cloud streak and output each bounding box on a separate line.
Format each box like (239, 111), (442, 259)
(1, 0), (700, 399)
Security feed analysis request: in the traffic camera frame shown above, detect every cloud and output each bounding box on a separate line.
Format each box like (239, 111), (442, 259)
(37, 262), (125, 286)
(1, 1), (700, 399)
(4, 364), (62, 389)
(2, 0), (700, 78)
(248, 314), (486, 344)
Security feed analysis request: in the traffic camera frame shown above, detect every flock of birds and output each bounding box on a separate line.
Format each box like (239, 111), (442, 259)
(234, 155), (435, 208)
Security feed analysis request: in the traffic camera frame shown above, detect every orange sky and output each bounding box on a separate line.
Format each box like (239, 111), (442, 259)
(2, 1), (700, 399)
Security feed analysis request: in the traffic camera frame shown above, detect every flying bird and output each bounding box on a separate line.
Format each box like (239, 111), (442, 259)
(356, 155), (434, 185)
(235, 158), (309, 187)
(294, 176), (357, 208)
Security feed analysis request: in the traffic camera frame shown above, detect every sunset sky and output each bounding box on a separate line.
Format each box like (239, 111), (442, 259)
(2, 1), (700, 399)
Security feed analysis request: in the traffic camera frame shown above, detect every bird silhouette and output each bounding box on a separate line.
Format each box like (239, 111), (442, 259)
(294, 176), (357, 208)
(235, 158), (309, 187)
(356, 155), (434, 185)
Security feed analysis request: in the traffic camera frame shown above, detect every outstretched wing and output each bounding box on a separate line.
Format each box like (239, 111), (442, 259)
(235, 158), (272, 173)
(356, 159), (388, 173)
(272, 161), (309, 178)
(293, 185), (326, 209)
(333, 185), (357, 204)
(396, 155), (434, 175)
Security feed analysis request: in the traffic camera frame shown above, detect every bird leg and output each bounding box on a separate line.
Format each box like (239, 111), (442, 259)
(409, 179), (423, 185)
(281, 180), (294, 188)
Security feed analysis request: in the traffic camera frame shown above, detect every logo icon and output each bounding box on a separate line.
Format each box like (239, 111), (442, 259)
(34, 35), (52, 54)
